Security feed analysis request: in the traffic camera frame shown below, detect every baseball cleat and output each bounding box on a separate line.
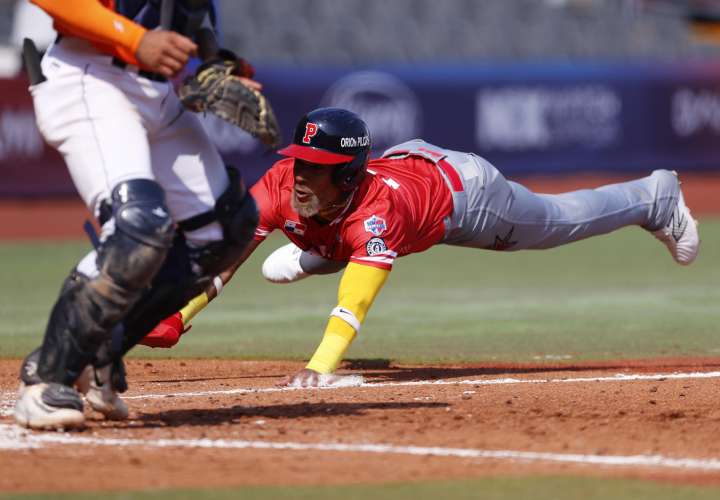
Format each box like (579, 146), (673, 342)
(652, 174), (699, 265)
(14, 383), (85, 430)
(75, 364), (129, 421)
(18, 347), (42, 391)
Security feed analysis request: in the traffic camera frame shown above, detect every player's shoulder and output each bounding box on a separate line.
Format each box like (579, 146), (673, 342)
(251, 158), (294, 200)
(345, 182), (395, 231)
(367, 156), (399, 172)
(255, 157), (294, 187)
(264, 157), (294, 177)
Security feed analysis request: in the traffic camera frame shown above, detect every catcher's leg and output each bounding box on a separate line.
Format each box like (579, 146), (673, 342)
(15, 179), (173, 429)
(121, 108), (257, 351)
(18, 341), (128, 421)
(117, 168), (259, 355)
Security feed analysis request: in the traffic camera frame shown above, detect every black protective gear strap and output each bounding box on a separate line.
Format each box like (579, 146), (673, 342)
(176, 209), (217, 232)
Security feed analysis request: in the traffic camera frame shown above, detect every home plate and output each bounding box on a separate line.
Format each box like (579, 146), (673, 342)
(322, 374), (364, 387)
(287, 373), (365, 388)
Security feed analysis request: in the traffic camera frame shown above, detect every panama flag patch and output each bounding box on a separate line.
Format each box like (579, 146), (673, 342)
(284, 220), (306, 235)
(363, 215), (387, 236)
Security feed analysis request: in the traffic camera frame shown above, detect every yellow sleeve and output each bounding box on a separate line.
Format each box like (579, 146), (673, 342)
(305, 263), (390, 373)
(179, 292), (209, 324)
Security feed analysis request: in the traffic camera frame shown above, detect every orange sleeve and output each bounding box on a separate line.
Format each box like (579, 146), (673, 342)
(31, 0), (147, 65)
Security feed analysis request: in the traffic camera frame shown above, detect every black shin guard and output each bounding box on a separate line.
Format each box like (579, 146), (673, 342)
(35, 180), (174, 386)
(116, 235), (209, 356)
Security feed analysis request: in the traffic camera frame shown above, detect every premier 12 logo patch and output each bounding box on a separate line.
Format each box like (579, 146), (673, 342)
(363, 215), (387, 236)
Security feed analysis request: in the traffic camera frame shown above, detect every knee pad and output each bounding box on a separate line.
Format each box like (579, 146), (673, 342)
(99, 179), (175, 292)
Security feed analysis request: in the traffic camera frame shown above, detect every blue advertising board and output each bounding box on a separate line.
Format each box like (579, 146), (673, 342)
(4, 60), (720, 196)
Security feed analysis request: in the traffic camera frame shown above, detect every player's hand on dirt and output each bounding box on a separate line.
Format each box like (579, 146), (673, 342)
(136, 30), (197, 78)
(278, 368), (340, 388)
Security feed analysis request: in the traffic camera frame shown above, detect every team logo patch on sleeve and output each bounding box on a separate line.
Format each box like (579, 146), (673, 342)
(284, 220), (306, 235)
(366, 237), (387, 256)
(363, 215), (387, 236)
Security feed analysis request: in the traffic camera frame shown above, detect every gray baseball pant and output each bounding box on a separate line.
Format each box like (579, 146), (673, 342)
(439, 152), (679, 251)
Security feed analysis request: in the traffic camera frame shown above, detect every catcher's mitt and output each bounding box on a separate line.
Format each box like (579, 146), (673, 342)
(179, 55), (280, 148)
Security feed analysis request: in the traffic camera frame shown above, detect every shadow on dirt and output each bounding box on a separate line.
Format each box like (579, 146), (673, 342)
(341, 357), (720, 382)
(132, 400), (447, 428)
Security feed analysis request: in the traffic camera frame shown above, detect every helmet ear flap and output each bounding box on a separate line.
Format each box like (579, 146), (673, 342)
(332, 149), (369, 191)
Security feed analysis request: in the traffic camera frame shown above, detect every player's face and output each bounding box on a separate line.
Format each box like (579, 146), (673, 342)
(292, 159), (342, 217)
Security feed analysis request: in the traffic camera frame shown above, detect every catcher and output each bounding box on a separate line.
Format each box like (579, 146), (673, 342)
(136, 106), (700, 393)
(15, 0), (278, 430)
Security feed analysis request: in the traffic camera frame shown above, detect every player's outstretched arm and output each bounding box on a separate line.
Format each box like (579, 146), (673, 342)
(279, 262), (390, 387)
(140, 239), (261, 348)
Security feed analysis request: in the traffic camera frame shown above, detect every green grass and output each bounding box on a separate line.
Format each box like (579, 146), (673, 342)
(1, 220), (719, 362)
(2, 476), (720, 500)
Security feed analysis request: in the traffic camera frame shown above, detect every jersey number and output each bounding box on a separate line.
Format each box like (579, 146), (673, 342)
(382, 177), (400, 190)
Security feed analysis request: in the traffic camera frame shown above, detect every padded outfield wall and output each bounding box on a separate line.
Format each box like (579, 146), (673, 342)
(2, 60), (720, 197)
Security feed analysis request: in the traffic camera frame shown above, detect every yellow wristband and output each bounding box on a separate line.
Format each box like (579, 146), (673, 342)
(179, 292), (209, 324)
(306, 317), (357, 373)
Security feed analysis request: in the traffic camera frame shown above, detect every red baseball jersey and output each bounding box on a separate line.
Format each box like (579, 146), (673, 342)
(249, 156), (454, 270)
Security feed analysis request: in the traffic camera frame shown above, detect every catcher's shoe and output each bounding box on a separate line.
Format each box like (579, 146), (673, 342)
(652, 174), (699, 265)
(18, 347), (42, 390)
(75, 364), (129, 421)
(14, 383), (85, 430)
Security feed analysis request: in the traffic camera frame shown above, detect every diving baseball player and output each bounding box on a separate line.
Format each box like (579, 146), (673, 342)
(148, 106), (699, 388)
(14, 0), (278, 430)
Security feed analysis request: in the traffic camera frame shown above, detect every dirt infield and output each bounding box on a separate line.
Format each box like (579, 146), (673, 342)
(2, 358), (720, 493)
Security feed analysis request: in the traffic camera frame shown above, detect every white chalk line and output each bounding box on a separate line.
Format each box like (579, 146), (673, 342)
(2, 371), (720, 472)
(0, 394), (14, 417)
(2, 371), (720, 412)
(0, 423), (719, 472)
(120, 369), (720, 400)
